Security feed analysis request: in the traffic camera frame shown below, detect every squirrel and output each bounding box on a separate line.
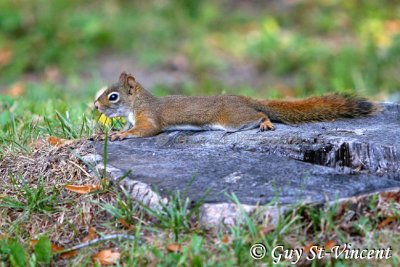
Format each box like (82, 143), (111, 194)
(94, 72), (378, 141)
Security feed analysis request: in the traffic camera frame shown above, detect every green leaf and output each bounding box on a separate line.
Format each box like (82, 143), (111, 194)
(34, 236), (52, 264)
(9, 240), (27, 267)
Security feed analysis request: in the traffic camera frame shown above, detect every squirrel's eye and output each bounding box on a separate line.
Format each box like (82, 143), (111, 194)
(108, 92), (120, 103)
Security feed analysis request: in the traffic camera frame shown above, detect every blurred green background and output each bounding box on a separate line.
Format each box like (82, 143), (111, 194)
(0, 0), (399, 147)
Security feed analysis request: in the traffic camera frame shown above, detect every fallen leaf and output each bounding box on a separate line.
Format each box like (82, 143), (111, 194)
(51, 244), (77, 259)
(324, 240), (336, 250)
(0, 47), (12, 66)
(119, 219), (134, 230)
(221, 235), (230, 244)
(166, 243), (182, 253)
(4, 82), (25, 97)
(82, 227), (98, 242)
(260, 225), (275, 235)
(64, 184), (101, 194)
(92, 249), (120, 265)
(47, 136), (73, 147)
(378, 217), (396, 229)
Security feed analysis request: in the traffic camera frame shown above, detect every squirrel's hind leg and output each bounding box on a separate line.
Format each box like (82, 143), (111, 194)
(259, 116), (275, 131)
(222, 112), (274, 132)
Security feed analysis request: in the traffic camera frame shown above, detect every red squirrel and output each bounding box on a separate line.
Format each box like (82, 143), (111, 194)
(94, 72), (377, 141)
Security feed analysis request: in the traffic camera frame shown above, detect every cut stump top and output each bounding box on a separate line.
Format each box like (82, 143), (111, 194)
(93, 103), (400, 206)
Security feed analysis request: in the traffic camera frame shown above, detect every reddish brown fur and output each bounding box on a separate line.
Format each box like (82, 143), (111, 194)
(94, 72), (378, 140)
(256, 95), (378, 123)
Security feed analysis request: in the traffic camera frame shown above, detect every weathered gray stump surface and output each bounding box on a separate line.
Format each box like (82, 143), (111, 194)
(91, 103), (400, 214)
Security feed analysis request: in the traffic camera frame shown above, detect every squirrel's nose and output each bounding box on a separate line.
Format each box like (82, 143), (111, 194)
(94, 101), (99, 110)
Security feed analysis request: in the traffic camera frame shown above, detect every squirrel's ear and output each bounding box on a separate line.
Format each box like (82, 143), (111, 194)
(119, 72), (137, 94)
(119, 71), (128, 84)
(126, 75), (137, 94)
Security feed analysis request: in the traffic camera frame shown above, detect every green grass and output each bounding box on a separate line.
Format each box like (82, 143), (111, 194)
(1, 0), (400, 96)
(1, 0), (400, 266)
(1, 183), (399, 266)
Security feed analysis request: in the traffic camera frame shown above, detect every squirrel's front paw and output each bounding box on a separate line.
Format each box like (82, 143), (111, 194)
(110, 132), (126, 141)
(109, 130), (138, 141)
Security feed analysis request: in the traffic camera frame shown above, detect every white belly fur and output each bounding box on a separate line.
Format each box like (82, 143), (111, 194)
(163, 124), (229, 132)
(127, 112), (136, 126)
(162, 123), (260, 132)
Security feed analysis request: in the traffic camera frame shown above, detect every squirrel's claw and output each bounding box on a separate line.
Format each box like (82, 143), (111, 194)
(259, 121), (275, 132)
(109, 131), (137, 141)
(109, 131), (123, 141)
(118, 134), (127, 140)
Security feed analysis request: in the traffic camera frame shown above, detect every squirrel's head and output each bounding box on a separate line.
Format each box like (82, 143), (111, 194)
(94, 72), (140, 118)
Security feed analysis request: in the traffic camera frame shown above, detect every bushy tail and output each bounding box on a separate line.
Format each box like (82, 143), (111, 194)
(255, 94), (378, 124)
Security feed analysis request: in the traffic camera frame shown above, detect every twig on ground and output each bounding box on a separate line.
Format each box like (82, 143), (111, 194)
(57, 234), (137, 254)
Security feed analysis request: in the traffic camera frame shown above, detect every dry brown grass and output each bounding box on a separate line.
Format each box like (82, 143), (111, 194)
(0, 140), (125, 245)
(0, 140), (95, 188)
(1, 139), (400, 266)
